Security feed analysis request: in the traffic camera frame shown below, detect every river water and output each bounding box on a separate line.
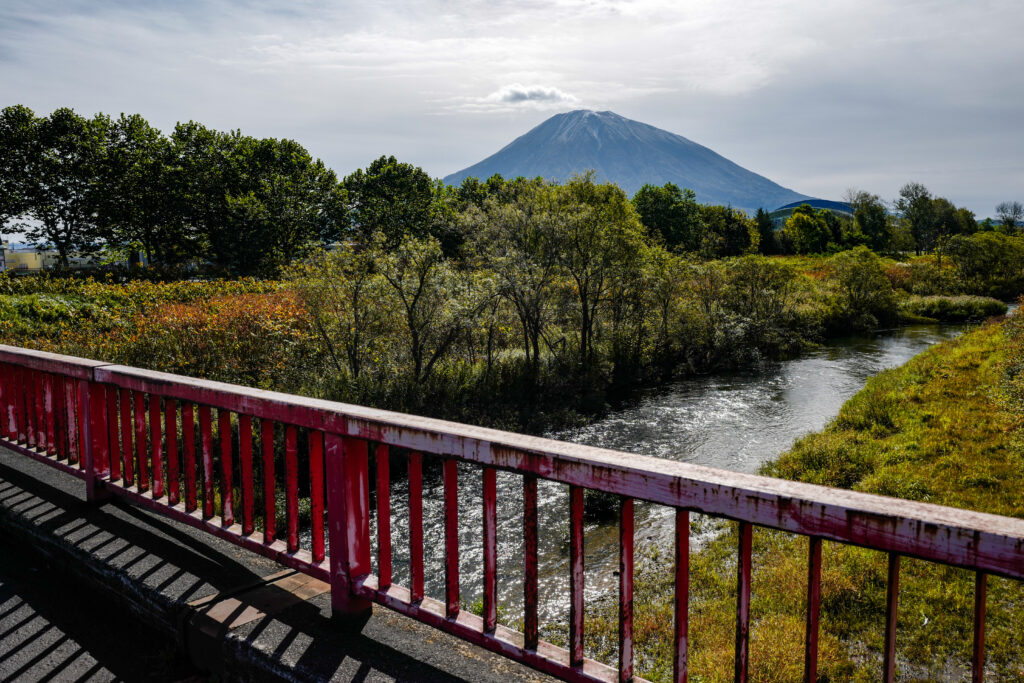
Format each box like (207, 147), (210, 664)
(374, 322), (972, 628)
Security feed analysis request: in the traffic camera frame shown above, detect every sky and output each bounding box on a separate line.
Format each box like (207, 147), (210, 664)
(2, 0), (1023, 216)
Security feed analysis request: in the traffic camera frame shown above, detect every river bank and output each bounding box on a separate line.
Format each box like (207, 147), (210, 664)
(575, 315), (1023, 681)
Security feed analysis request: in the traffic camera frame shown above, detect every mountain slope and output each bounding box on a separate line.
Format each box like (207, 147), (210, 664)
(444, 110), (807, 213)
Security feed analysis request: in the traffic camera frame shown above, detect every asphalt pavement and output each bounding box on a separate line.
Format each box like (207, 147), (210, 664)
(0, 535), (201, 682)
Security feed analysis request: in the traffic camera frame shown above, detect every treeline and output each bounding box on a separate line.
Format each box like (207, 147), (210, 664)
(0, 105), (345, 275)
(4, 105), (1023, 279)
(633, 181), (1023, 258)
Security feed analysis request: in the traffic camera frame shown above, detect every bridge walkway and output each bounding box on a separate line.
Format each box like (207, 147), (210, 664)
(0, 446), (552, 682)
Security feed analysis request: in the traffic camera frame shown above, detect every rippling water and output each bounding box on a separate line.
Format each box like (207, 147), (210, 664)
(372, 322), (973, 627)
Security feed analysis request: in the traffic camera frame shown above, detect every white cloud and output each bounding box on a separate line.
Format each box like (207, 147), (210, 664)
(485, 84), (577, 105)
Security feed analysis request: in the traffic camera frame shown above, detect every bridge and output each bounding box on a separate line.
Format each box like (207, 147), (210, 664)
(0, 343), (1021, 682)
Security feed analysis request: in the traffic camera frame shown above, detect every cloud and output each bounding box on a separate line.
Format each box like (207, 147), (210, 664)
(485, 84), (578, 105)
(2, 0), (1023, 213)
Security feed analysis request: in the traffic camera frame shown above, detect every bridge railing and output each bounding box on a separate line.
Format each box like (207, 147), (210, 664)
(0, 343), (1022, 683)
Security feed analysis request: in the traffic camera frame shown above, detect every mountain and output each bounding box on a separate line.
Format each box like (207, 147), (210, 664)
(443, 110), (808, 214)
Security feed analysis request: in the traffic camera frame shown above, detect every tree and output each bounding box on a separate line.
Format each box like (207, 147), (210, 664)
(995, 201), (1023, 231)
(100, 113), (191, 265)
(288, 245), (392, 381)
(464, 181), (561, 373)
(377, 236), (494, 384)
(554, 173), (646, 368)
(754, 208), (777, 255)
(170, 123), (344, 276)
(780, 204), (830, 254)
(631, 182), (703, 251)
(830, 247), (897, 329)
(700, 205), (756, 257)
(845, 189), (890, 252)
(221, 136), (344, 276)
(895, 182), (934, 254)
(344, 155), (434, 246)
(0, 105), (38, 233)
(17, 108), (109, 267)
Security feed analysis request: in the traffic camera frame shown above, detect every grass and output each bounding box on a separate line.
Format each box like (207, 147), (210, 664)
(898, 294), (1007, 323)
(579, 319), (1024, 681)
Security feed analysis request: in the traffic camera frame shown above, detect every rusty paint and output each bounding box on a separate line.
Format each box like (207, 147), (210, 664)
(119, 388), (134, 485)
(735, 522), (752, 683)
(260, 418), (275, 543)
(151, 394), (164, 499)
(376, 444), (392, 589)
(310, 430), (325, 562)
(135, 391), (148, 491)
(804, 537), (822, 683)
(619, 497), (634, 683)
(239, 414), (253, 535)
(327, 435), (371, 617)
(883, 553), (900, 683)
(218, 409), (233, 528)
(483, 466), (497, 633)
(165, 399), (180, 505)
(409, 451), (424, 603)
(674, 509), (689, 683)
(444, 458), (459, 618)
(285, 425), (298, 553)
(973, 571), (987, 683)
(105, 383), (119, 478)
(199, 404), (214, 518)
(182, 401), (197, 513)
(45, 374), (58, 457)
(570, 485), (584, 669)
(524, 474), (539, 651)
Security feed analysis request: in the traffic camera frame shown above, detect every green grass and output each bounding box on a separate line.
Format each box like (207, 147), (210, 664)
(580, 320), (1024, 681)
(898, 294), (1007, 323)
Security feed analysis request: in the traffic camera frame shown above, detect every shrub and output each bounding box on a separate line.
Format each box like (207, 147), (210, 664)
(899, 295), (1007, 323)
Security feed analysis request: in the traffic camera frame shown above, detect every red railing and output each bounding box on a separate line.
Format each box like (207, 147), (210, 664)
(0, 343), (1022, 682)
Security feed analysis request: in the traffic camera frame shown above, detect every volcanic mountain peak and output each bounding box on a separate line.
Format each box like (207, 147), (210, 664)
(444, 110), (807, 213)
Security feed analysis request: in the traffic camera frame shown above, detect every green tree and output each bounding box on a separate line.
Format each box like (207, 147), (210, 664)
(724, 255), (795, 342)
(464, 181), (561, 373)
(0, 105), (38, 233)
(754, 208), (777, 255)
(554, 173), (646, 368)
(17, 108), (109, 267)
(344, 155), (434, 246)
(995, 201), (1023, 232)
(377, 236), (494, 383)
(896, 182), (935, 254)
(781, 204), (830, 254)
(700, 205), (756, 257)
(830, 247), (897, 329)
(845, 190), (891, 252)
(946, 232), (1024, 298)
(100, 113), (192, 265)
(288, 245), (393, 381)
(221, 136), (344, 276)
(631, 182), (703, 251)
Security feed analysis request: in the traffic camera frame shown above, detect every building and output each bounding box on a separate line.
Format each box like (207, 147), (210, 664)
(0, 244), (99, 272)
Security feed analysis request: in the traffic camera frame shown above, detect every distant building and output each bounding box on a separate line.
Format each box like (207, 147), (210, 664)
(769, 199), (854, 227)
(0, 244), (100, 272)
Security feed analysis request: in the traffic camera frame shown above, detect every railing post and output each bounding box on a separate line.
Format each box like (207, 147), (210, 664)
(80, 380), (111, 503)
(325, 432), (372, 623)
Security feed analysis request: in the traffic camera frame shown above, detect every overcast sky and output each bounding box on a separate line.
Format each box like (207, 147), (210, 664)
(2, 0), (1022, 216)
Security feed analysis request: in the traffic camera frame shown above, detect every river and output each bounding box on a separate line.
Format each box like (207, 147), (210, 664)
(373, 321), (974, 628)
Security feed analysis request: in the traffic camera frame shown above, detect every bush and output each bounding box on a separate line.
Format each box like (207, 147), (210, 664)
(946, 232), (1024, 299)
(829, 247), (898, 330)
(899, 295), (1007, 323)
